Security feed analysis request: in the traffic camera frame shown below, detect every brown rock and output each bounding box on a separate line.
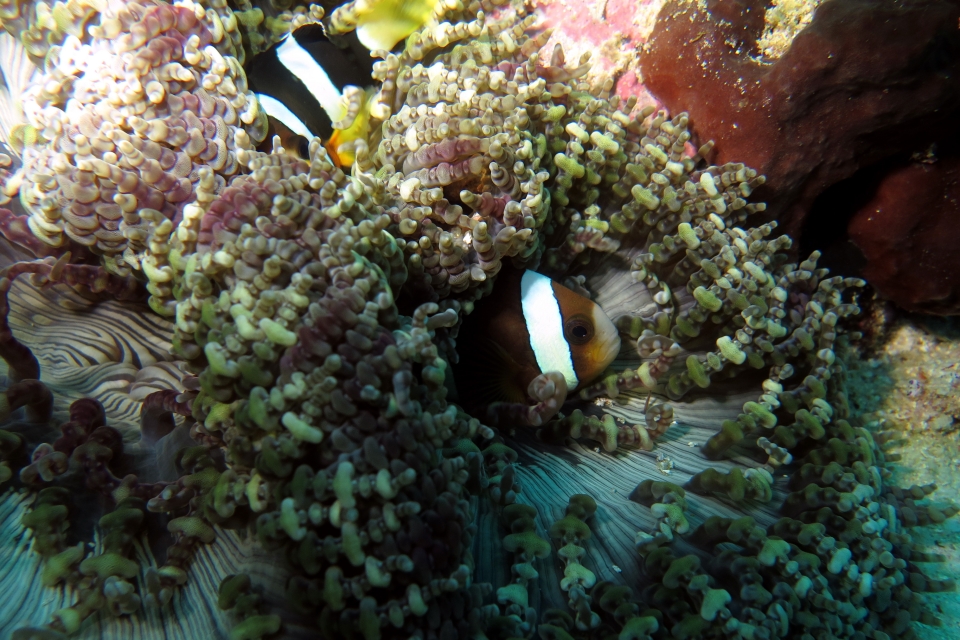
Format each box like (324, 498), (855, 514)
(848, 152), (960, 314)
(640, 0), (960, 311)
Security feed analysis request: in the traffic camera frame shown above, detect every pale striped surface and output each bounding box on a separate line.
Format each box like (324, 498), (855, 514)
(0, 33), (37, 151)
(1, 276), (177, 433)
(0, 488), (315, 639)
(0, 238), (178, 434)
(0, 253), (313, 638)
(0, 247), (311, 637)
(475, 388), (787, 611)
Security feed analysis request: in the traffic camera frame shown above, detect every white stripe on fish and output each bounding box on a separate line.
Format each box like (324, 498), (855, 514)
(255, 93), (313, 139)
(275, 36), (344, 123)
(520, 270), (579, 390)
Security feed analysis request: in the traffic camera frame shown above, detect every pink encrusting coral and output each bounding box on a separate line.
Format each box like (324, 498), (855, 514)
(533, 0), (665, 111)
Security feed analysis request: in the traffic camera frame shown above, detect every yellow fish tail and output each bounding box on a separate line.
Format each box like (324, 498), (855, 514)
(332, 0), (440, 52)
(326, 89), (376, 167)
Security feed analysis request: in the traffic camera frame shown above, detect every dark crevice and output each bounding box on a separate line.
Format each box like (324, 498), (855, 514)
(797, 155), (912, 278)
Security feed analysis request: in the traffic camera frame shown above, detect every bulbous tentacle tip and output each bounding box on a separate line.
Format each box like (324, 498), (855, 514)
(526, 370), (569, 426)
(484, 370), (568, 427)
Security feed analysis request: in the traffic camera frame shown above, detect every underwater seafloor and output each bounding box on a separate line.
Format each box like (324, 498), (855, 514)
(844, 308), (960, 640)
(1, 0), (960, 638)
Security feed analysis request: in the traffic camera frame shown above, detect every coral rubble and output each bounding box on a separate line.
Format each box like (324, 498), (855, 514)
(0, 0), (956, 638)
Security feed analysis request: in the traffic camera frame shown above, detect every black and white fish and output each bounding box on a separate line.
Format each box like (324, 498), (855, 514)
(245, 0), (438, 166)
(453, 270), (621, 411)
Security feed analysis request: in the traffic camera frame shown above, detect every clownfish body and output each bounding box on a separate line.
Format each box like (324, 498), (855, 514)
(453, 270), (621, 412)
(245, 0), (438, 166)
(246, 24), (373, 165)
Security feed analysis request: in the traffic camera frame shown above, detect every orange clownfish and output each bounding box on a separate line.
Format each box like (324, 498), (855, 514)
(245, 0), (438, 167)
(453, 270), (621, 412)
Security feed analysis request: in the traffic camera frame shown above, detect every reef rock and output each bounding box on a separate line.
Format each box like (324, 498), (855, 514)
(848, 150), (960, 314)
(640, 0), (960, 311)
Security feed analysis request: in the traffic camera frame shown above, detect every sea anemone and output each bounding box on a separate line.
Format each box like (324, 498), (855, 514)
(0, 0), (955, 639)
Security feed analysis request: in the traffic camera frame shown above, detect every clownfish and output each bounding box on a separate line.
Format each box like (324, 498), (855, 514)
(245, 0), (438, 166)
(453, 270), (621, 412)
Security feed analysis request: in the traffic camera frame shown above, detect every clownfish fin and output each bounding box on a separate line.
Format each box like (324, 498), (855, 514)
(355, 0), (440, 52)
(457, 337), (529, 408)
(247, 24), (375, 161)
(325, 88), (375, 167)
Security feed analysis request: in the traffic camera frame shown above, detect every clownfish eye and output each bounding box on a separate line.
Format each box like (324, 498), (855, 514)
(564, 315), (594, 345)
